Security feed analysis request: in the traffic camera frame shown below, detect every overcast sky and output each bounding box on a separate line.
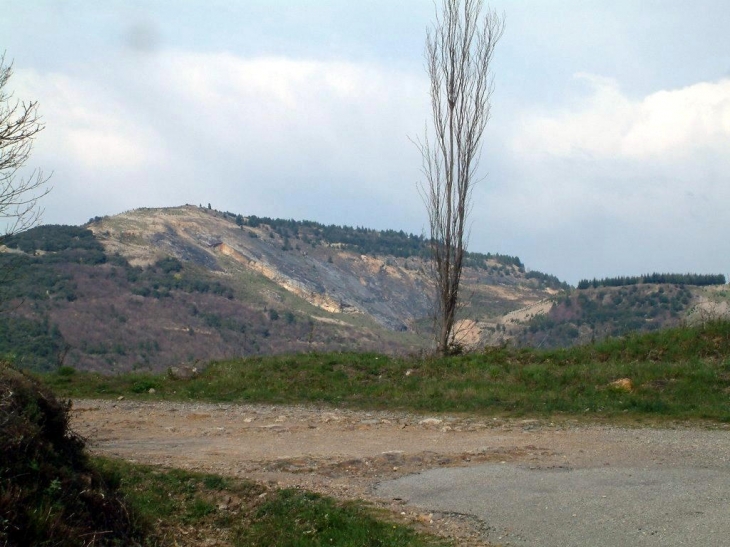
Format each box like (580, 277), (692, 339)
(3, 1), (730, 284)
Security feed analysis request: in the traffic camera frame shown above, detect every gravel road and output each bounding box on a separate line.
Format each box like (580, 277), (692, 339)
(71, 400), (730, 546)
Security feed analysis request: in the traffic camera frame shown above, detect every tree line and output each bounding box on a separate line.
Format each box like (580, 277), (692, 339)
(219, 210), (526, 270)
(578, 273), (726, 290)
(525, 270), (571, 291)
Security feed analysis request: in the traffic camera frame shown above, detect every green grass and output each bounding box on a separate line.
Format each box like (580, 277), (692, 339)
(94, 458), (448, 547)
(44, 321), (730, 422)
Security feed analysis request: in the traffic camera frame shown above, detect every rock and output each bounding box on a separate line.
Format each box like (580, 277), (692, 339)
(419, 418), (443, 426)
(417, 513), (434, 524)
(148, 388), (156, 394)
(167, 366), (199, 380)
(117, 396), (124, 401)
(609, 378), (633, 392)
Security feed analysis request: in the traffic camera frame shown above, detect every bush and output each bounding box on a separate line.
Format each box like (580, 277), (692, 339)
(0, 363), (147, 545)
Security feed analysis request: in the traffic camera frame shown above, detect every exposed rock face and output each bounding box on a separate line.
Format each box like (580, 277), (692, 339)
(90, 206), (449, 332)
(214, 242), (346, 315)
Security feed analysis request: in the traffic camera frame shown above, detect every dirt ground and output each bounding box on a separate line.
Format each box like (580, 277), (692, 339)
(70, 399), (730, 546)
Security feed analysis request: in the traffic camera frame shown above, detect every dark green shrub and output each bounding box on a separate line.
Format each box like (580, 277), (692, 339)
(0, 363), (146, 545)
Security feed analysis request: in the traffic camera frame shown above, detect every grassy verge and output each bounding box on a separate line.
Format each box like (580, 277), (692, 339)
(94, 458), (448, 547)
(44, 321), (730, 422)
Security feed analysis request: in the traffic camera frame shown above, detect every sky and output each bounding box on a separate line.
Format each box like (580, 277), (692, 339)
(2, 0), (730, 285)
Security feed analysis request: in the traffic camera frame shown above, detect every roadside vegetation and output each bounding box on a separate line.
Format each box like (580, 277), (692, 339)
(0, 363), (449, 547)
(95, 458), (448, 547)
(0, 364), (145, 545)
(44, 321), (730, 423)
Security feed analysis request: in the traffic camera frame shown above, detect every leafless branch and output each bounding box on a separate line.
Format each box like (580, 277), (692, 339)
(0, 53), (51, 243)
(416, 0), (503, 354)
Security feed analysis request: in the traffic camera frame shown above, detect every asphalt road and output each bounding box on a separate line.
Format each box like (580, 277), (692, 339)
(376, 459), (730, 546)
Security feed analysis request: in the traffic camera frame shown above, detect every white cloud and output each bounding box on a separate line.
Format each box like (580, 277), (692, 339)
(621, 80), (730, 159)
(13, 51), (428, 227)
(486, 76), (730, 283)
(512, 74), (730, 161)
(155, 52), (425, 171)
(15, 70), (166, 172)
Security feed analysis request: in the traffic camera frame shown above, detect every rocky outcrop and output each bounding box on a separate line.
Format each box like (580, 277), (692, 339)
(89, 205), (560, 336)
(214, 242), (345, 314)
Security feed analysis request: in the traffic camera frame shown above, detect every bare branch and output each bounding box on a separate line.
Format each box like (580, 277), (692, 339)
(0, 53), (51, 243)
(416, 0), (503, 355)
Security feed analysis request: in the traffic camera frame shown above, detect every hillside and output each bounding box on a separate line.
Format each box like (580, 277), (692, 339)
(512, 284), (693, 348)
(0, 205), (563, 373)
(491, 282), (730, 349)
(3, 205), (726, 372)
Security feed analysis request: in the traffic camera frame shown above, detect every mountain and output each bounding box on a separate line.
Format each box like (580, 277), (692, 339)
(0, 205), (563, 372)
(1, 205), (726, 373)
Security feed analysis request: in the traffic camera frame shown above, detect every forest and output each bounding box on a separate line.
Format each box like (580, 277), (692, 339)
(577, 273), (726, 289)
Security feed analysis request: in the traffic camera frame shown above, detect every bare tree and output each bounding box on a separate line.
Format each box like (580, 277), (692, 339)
(0, 54), (50, 242)
(416, 0), (503, 355)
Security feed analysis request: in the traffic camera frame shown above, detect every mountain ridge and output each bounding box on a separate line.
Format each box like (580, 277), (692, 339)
(87, 205), (565, 331)
(1, 204), (727, 373)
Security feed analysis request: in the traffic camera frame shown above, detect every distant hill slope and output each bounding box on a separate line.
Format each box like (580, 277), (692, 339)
(4, 205), (723, 372)
(488, 283), (730, 349)
(0, 205), (564, 372)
